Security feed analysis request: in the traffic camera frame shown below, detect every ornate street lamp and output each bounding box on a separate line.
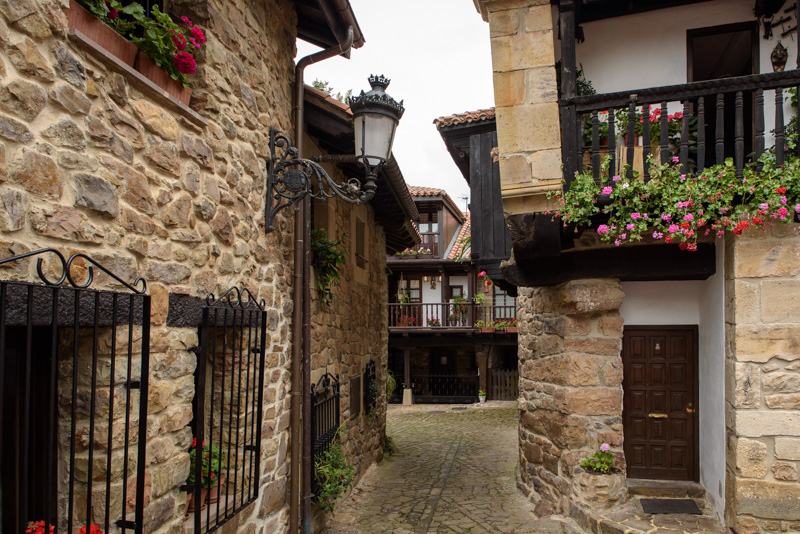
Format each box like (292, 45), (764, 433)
(265, 75), (404, 232)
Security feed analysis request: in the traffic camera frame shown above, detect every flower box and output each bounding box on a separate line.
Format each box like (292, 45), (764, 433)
(505, 327), (518, 333)
(478, 327), (495, 333)
(134, 51), (192, 105)
(64, 0), (137, 66)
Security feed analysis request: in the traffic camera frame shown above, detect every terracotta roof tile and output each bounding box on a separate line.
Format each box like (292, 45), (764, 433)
(434, 108), (495, 130)
(408, 185), (444, 197)
(447, 213), (471, 260)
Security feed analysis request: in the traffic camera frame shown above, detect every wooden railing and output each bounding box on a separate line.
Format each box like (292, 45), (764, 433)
(560, 70), (800, 189)
(388, 303), (517, 329)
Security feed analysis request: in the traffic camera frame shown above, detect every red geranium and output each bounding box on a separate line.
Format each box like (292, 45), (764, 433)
(173, 51), (196, 74)
(26, 521), (54, 534)
(171, 31), (187, 50)
(104, 0), (118, 19)
(78, 525), (103, 534)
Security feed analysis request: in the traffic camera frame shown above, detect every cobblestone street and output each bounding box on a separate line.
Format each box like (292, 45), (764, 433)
(322, 402), (584, 534)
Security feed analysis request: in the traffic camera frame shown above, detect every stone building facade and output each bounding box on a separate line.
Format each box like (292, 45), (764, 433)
(473, 0), (800, 532)
(0, 0), (413, 532)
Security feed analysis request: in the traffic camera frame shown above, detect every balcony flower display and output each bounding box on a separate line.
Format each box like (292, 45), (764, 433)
(398, 315), (417, 327)
(426, 318), (441, 327)
(554, 155), (800, 250)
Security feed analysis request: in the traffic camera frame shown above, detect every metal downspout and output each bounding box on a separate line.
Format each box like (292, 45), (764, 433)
(290, 26), (355, 534)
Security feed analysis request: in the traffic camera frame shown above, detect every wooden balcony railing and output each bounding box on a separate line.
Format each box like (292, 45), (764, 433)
(559, 70), (800, 190)
(388, 303), (517, 329)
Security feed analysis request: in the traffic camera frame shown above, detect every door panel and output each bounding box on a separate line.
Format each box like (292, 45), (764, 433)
(623, 326), (698, 481)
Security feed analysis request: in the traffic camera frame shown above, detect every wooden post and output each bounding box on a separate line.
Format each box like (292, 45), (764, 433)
(559, 0), (578, 188)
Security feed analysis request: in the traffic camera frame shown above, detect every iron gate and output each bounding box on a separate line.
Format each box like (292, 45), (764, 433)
(0, 249), (150, 534)
(190, 287), (267, 533)
(310, 373), (340, 497)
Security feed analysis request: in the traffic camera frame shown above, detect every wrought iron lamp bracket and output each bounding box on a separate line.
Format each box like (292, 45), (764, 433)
(265, 127), (379, 233)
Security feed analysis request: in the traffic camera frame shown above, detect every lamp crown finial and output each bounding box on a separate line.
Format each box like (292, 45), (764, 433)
(368, 74), (391, 90)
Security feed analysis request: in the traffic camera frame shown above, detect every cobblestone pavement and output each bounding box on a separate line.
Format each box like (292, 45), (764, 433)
(322, 402), (585, 534)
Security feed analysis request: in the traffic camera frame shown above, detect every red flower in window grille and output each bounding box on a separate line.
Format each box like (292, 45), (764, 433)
(26, 521), (55, 534)
(78, 524), (104, 534)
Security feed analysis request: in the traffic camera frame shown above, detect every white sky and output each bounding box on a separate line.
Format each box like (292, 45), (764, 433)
(296, 0), (495, 212)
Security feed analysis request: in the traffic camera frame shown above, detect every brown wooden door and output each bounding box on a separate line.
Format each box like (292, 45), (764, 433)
(622, 326), (698, 481)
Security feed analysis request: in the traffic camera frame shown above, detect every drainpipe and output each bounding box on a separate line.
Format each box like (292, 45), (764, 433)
(290, 26), (355, 534)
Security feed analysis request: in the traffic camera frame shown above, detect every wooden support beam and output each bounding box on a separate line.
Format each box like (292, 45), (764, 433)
(501, 243), (716, 287)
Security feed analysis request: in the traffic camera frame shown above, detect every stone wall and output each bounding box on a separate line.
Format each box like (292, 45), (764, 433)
(516, 279), (625, 515)
(725, 224), (800, 533)
(308, 182), (389, 531)
(478, 0), (561, 215)
(0, 0), (299, 531)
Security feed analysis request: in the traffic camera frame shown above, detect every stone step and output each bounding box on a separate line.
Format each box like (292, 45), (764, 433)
(627, 478), (706, 499)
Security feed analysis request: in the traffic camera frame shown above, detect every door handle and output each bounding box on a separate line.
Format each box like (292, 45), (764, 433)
(686, 402), (696, 414)
(648, 413), (668, 418)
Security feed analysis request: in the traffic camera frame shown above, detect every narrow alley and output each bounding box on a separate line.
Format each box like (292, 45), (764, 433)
(322, 403), (583, 534)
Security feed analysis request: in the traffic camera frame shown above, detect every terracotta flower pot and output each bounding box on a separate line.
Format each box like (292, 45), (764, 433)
(64, 0), (137, 66)
(479, 327), (495, 333)
(185, 487), (208, 516)
(505, 327), (518, 333)
(206, 476), (225, 504)
(134, 51), (192, 105)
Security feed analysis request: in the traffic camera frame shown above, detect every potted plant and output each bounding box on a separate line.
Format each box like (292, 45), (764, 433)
(493, 320), (506, 332)
(571, 442), (627, 510)
(79, 525), (103, 534)
(474, 319), (494, 333)
(504, 318), (519, 333)
(186, 439), (224, 514)
(397, 315), (416, 327)
(65, 1), (204, 105)
(314, 429), (355, 512)
(205, 444), (226, 504)
(311, 228), (348, 306)
(477, 389), (486, 404)
(426, 318), (441, 327)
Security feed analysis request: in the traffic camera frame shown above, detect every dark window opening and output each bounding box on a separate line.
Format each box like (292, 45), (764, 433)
(688, 22), (758, 164)
(1, 327), (58, 533)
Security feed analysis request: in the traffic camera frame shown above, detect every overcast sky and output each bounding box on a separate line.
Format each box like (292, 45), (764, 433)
(296, 0), (495, 212)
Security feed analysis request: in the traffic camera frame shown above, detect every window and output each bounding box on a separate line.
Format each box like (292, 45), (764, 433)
(418, 212), (439, 234)
(398, 278), (422, 302)
(449, 286), (463, 300)
(494, 287), (515, 319)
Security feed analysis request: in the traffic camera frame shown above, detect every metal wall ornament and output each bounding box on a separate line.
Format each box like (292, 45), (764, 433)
(264, 75), (404, 233)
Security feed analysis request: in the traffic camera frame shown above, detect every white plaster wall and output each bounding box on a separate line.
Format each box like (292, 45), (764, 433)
(422, 279), (443, 324)
(619, 281), (702, 324)
(575, 0), (794, 148)
(620, 261), (726, 521)
(697, 239), (727, 521)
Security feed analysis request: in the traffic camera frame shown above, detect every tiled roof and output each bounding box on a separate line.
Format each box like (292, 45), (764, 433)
(434, 108), (495, 130)
(408, 185), (444, 197)
(447, 213), (471, 260)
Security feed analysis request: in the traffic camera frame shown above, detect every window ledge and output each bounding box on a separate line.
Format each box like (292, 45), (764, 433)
(68, 28), (208, 128)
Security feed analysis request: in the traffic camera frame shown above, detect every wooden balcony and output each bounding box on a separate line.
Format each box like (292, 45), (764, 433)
(388, 303), (517, 331)
(560, 70), (800, 189)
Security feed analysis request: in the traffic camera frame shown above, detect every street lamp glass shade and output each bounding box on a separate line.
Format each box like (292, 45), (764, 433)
(350, 75), (405, 168)
(355, 112), (398, 167)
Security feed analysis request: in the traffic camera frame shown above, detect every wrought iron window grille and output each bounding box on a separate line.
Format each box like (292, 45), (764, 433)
(189, 286), (267, 533)
(0, 248), (150, 534)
